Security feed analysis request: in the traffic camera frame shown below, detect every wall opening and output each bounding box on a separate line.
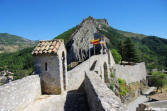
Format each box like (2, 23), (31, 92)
(107, 50), (111, 65)
(103, 62), (109, 83)
(100, 67), (102, 79)
(45, 62), (47, 71)
(62, 51), (66, 90)
(90, 60), (97, 71)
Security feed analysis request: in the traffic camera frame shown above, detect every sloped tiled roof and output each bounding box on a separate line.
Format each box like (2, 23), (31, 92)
(32, 39), (64, 56)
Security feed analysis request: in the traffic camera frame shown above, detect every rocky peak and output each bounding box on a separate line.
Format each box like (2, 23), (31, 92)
(66, 16), (109, 64)
(76, 16), (109, 31)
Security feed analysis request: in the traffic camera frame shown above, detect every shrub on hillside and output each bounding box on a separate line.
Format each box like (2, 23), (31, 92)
(150, 71), (167, 93)
(111, 49), (122, 64)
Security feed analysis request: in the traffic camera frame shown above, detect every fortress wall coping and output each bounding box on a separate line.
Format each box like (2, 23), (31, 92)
(84, 71), (126, 111)
(0, 75), (41, 111)
(67, 55), (99, 90)
(67, 54), (110, 90)
(113, 62), (147, 84)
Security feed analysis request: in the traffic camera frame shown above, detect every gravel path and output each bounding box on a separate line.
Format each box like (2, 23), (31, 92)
(127, 87), (155, 111)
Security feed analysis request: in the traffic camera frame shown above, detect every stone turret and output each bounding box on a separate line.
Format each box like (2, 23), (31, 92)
(32, 39), (67, 94)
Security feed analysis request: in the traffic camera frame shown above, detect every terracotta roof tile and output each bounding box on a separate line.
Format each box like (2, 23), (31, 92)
(32, 39), (64, 56)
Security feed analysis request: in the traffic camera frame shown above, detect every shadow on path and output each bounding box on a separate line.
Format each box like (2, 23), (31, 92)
(64, 85), (90, 111)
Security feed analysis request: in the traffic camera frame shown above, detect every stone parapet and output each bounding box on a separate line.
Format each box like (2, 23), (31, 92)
(0, 75), (41, 111)
(84, 71), (126, 111)
(113, 62), (147, 84)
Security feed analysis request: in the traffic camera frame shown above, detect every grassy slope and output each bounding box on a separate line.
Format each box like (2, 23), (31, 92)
(55, 27), (77, 44)
(115, 29), (146, 38)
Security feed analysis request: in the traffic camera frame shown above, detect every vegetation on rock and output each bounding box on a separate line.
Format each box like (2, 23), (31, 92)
(110, 72), (115, 78)
(118, 78), (128, 96)
(110, 72), (115, 90)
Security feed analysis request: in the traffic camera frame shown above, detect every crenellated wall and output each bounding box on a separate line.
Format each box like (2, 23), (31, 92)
(0, 75), (41, 111)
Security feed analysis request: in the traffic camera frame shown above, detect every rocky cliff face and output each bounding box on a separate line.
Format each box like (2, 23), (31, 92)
(66, 16), (109, 64)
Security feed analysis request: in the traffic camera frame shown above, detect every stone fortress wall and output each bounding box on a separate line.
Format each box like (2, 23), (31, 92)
(0, 52), (125, 111)
(0, 50), (146, 111)
(67, 52), (126, 110)
(0, 75), (41, 111)
(67, 53), (112, 90)
(84, 71), (126, 111)
(113, 62), (147, 84)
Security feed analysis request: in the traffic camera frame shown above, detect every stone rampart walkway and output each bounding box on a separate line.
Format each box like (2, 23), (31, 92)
(23, 91), (89, 111)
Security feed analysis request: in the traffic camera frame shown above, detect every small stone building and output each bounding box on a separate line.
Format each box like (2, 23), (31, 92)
(32, 39), (67, 94)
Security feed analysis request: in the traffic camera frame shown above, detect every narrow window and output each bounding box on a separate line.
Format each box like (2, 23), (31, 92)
(45, 62), (47, 71)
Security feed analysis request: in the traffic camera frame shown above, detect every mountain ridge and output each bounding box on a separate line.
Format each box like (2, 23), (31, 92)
(54, 16), (167, 69)
(0, 33), (36, 53)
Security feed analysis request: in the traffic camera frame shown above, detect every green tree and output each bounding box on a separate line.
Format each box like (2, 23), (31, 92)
(124, 38), (139, 62)
(111, 49), (122, 64)
(150, 71), (167, 93)
(118, 40), (124, 61)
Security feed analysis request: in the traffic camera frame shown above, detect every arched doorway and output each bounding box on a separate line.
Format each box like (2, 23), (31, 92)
(103, 62), (109, 83)
(62, 51), (66, 90)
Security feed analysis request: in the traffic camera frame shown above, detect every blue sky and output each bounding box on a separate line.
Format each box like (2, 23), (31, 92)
(0, 0), (167, 40)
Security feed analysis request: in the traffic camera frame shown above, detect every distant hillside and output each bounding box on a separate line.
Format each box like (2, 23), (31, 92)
(114, 28), (146, 38)
(0, 47), (34, 80)
(54, 17), (167, 70)
(0, 33), (36, 53)
(101, 25), (167, 69)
